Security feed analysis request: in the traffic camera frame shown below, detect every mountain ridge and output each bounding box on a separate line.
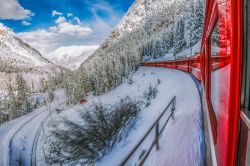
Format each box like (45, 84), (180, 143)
(0, 23), (64, 92)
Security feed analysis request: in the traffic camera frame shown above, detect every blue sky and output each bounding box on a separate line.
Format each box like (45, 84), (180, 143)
(0, 0), (134, 53)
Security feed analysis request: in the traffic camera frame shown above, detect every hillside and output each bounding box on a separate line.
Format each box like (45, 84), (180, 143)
(0, 23), (62, 92)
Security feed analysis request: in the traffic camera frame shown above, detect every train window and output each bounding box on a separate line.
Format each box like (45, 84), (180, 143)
(209, 18), (231, 132)
(210, 21), (220, 120)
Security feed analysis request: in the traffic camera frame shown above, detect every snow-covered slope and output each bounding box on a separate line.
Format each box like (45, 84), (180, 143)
(95, 67), (205, 166)
(0, 23), (58, 73)
(46, 45), (99, 70)
(43, 67), (204, 165)
(99, 0), (184, 47)
(0, 23), (62, 92)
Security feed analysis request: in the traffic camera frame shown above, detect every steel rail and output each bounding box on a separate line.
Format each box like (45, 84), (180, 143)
(31, 113), (50, 166)
(8, 110), (46, 166)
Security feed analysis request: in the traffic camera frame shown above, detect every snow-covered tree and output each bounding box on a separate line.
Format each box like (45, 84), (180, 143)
(16, 75), (32, 113)
(186, 0), (204, 49)
(174, 18), (187, 54)
(193, 0), (204, 43)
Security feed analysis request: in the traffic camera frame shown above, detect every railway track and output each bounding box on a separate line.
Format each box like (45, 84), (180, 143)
(8, 110), (47, 166)
(31, 113), (50, 166)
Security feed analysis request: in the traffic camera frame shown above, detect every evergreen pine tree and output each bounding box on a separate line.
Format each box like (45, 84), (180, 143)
(174, 18), (187, 54)
(16, 75), (32, 113)
(6, 81), (18, 117)
(192, 0), (204, 44)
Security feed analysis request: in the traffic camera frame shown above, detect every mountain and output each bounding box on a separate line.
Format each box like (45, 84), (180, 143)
(68, 0), (204, 100)
(46, 45), (99, 70)
(81, 0), (204, 66)
(0, 23), (62, 92)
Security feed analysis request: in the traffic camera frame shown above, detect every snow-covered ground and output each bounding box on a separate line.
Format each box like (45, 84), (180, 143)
(0, 90), (66, 166)
(44, 67), (204, 165)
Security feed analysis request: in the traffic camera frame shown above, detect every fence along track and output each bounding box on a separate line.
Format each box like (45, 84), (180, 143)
(120, 96), (176, 166)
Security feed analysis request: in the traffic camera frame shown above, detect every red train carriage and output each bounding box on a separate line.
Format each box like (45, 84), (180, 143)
(188, 54), (202, 80)
(175, 58), (189, 72)
(143, 0), (250, 165)
(201, 0), (245, 165)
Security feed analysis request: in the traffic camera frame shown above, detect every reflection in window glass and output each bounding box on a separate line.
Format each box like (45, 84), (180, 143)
(203, 48), (206, 84)
(210, 21), (220, 119)
(210, 20), (230, 122)
(211, 24), (219, 56)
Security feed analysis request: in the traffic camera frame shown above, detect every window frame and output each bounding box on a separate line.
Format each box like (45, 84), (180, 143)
(202, 47), (206, 85)
(237, 0), (250, 165)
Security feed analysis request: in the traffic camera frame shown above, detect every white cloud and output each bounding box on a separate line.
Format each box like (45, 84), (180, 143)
(0, 0), (33, 20)
(22, 21), (31, 26)
(55, 16), (66, 24)
(73, 17), (81, 24)
(67, 13), (73, 17)
(16, 1), (125, 56)
(49, 22), (92, 37)
(18, 29), (56, 54)
(18, 21), (93, 54)
(52, 10), (63, 17)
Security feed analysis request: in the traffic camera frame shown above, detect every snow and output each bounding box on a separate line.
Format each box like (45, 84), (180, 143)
(47, 67), (204, 165)
(0, 23), (53, 69)
(46, 45), (99, 70)
(0, 90), (66, 166)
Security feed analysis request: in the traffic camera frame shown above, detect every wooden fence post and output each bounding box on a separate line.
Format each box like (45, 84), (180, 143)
(155, 123), (159, 150)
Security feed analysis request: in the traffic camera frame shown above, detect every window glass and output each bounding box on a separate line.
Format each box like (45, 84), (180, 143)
(210, 21), (220, 119)
(203, 47), (206, 84)
(210, 21), (230, 121)
(246, 0), (250, 116)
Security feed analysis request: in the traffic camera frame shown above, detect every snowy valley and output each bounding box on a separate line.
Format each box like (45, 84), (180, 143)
(46, 45), (99, 70)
